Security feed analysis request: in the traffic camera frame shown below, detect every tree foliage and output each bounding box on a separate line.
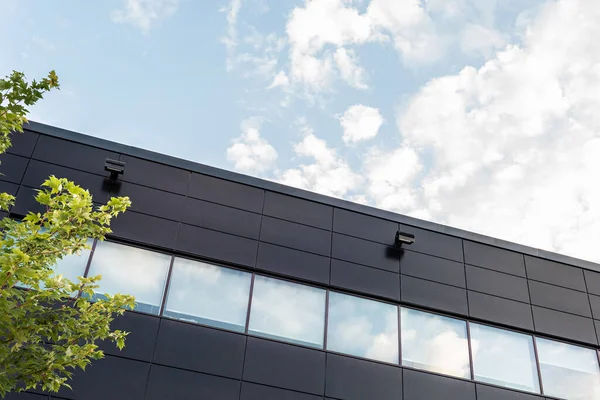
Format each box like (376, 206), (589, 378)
(0, 71), (134, 397)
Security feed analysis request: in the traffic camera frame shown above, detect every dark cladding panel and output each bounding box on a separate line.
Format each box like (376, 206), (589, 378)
(402, 276), (468, 316)
(264, 191), (333, 230)
(332, 233), (399, 273)
(12, 186), (45, 216)
(56, 356), (149, 400)
(532, 306), (598, 345)
(4, 394), (48, 400)
(182, 197), (262, 239)
(111, 181), (186, 222)
(476, 384), (545, 400)
(119, 155), (190, 195)
(0, 180), (19, 196)
(401, 250), (466, 288)
(529, 281), (592, 318)
(145, 365), (240, 400)
(463, 241), (526, 277)
(584, 270), (600, 296)
(333, 208), (398, 244)
(468, 291), (534, 331)
(524, 255), (586, 292)
(0, 153), (29, 184)
(22, 160), (111, 203)
(256, 242), (330, 284)
(189, 173), (264, 213)
(466, 265), (530, 303)
(8, 129), (38, 157)
(588, 294), (600, 320)
(243, 337), (326, 395)
(33, 136), (119, 175)
(325, 354), (402, 400)
(110, 211), (179, 249)
(240, 382), (323, 400)
(153, 319), (246, 379)
(400, 225), (464, 262)
(98, 311), (160, 362)
(330, 259), (400, 301)
(403, 369), (475, 400)
(260, 216), (331, 256)
(176, 223), (258, 268)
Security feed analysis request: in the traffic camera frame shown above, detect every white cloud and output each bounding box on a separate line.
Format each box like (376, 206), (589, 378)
(111, 0), (178, 33)
(460, 23), (506, 57)
(339, 104), (383, 143)
(334, 47), (368, 89)
(278, 123), (361, 198)
(221, 0), (243, 51)
(226, 117), (278, 175)
(268, 71), (290, 89)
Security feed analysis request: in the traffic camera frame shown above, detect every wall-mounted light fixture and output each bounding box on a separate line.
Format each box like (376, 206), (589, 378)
(395, 231), (415, 248)
(105, 158), (126, 180)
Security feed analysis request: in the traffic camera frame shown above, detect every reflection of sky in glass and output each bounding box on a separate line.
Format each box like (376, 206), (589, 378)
(327, 292), (398, 363)
(87, 241), (171, 314)
(248, 276), (326, 348)
(51, 239), (93, 284)
(163, 258), (251, 332)
(401, 308), (470, 379)
(470, 324), (540, 393)
(537, 338), (600, 400)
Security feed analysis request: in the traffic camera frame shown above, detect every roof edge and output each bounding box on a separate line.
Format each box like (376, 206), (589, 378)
(23, 121), (600, 273)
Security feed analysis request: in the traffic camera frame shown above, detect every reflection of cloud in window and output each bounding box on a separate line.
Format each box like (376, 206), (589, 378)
(163, 259), (251, 332)
(401, 308), (470, 379)
(249, 276), (326, 348)
(327, 292), (398, 363)
(87, 241), (171, 306)
(470, 324), (539, 393)
(52, 240), (92, 283)
(537, 338), (600, 400)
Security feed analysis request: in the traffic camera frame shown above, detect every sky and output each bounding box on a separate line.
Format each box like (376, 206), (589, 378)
(2, 0), (600, 263)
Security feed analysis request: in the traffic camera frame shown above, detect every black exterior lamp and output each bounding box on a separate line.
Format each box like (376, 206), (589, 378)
(394, 231), (415, 248)
(105, 158), (126, 180)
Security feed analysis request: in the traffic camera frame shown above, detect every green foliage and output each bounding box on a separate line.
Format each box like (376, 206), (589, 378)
(0, 71), (134, 397)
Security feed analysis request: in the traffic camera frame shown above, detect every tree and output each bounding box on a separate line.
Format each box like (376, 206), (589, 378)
(0, 71), (135, 397)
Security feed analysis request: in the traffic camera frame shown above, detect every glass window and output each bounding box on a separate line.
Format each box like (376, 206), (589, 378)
(536, 337), (600, 400)
(86, 241), (171, 315)
(470, 323), (540, 393)
(163, 258), (251, 332)
(51, 239), (93, 284)
(327, 292), (398, 363)
(401, 307), (471, 379)
(248, 275), (326, 348)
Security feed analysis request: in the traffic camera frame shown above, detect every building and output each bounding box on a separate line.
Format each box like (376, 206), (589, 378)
(2, 121), (600, 400)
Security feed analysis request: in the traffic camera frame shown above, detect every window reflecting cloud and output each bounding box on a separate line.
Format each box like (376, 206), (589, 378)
(51, 239), (92, 284)
(327, 292), (398, 363)
(401, 308), (470, 379)
(470, 323), (540, 393)
(536, 338), (600, 400)
(87, 241), (171, 314)
(163, 258), (251, 332)
(248, 276), (326, 348)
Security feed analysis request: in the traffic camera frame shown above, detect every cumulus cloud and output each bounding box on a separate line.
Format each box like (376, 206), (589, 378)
(278, 122), (362, 198)
(339, 104), (383, 143)
(268, 71), (290, 89)
(111, 0), (178, 33)
(334, 48), (368, 89)
(226, 118), (278, 175)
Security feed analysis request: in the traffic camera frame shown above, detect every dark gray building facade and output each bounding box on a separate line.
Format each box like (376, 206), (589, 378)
(2, 122), (600, 400)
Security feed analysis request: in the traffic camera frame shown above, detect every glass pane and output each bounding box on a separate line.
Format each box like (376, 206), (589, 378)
(51, 239), (93, 283)
(163, 258), (251, 332)
(248, 275), (326, 348)
(537, 337), (600, 400)
(470, 323), (540, 393)
(87, 241), (171, 315)
(401, 308), (470, 379)
(327, 292), (398, 363)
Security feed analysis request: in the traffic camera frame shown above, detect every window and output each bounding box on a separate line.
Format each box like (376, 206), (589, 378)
(470, 323), (540, 393)
(248, 276), (326, 348)
(51, 239), (93, 284)
(163, 258), (251, 332)
(536, 338), (600, 400)
(86, 241), (171, 315)
(327, 292), (398, 363)
(401, 308), (471, 379)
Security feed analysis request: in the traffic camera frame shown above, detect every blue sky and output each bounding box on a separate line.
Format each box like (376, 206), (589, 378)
(3, 0), (600, 263)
